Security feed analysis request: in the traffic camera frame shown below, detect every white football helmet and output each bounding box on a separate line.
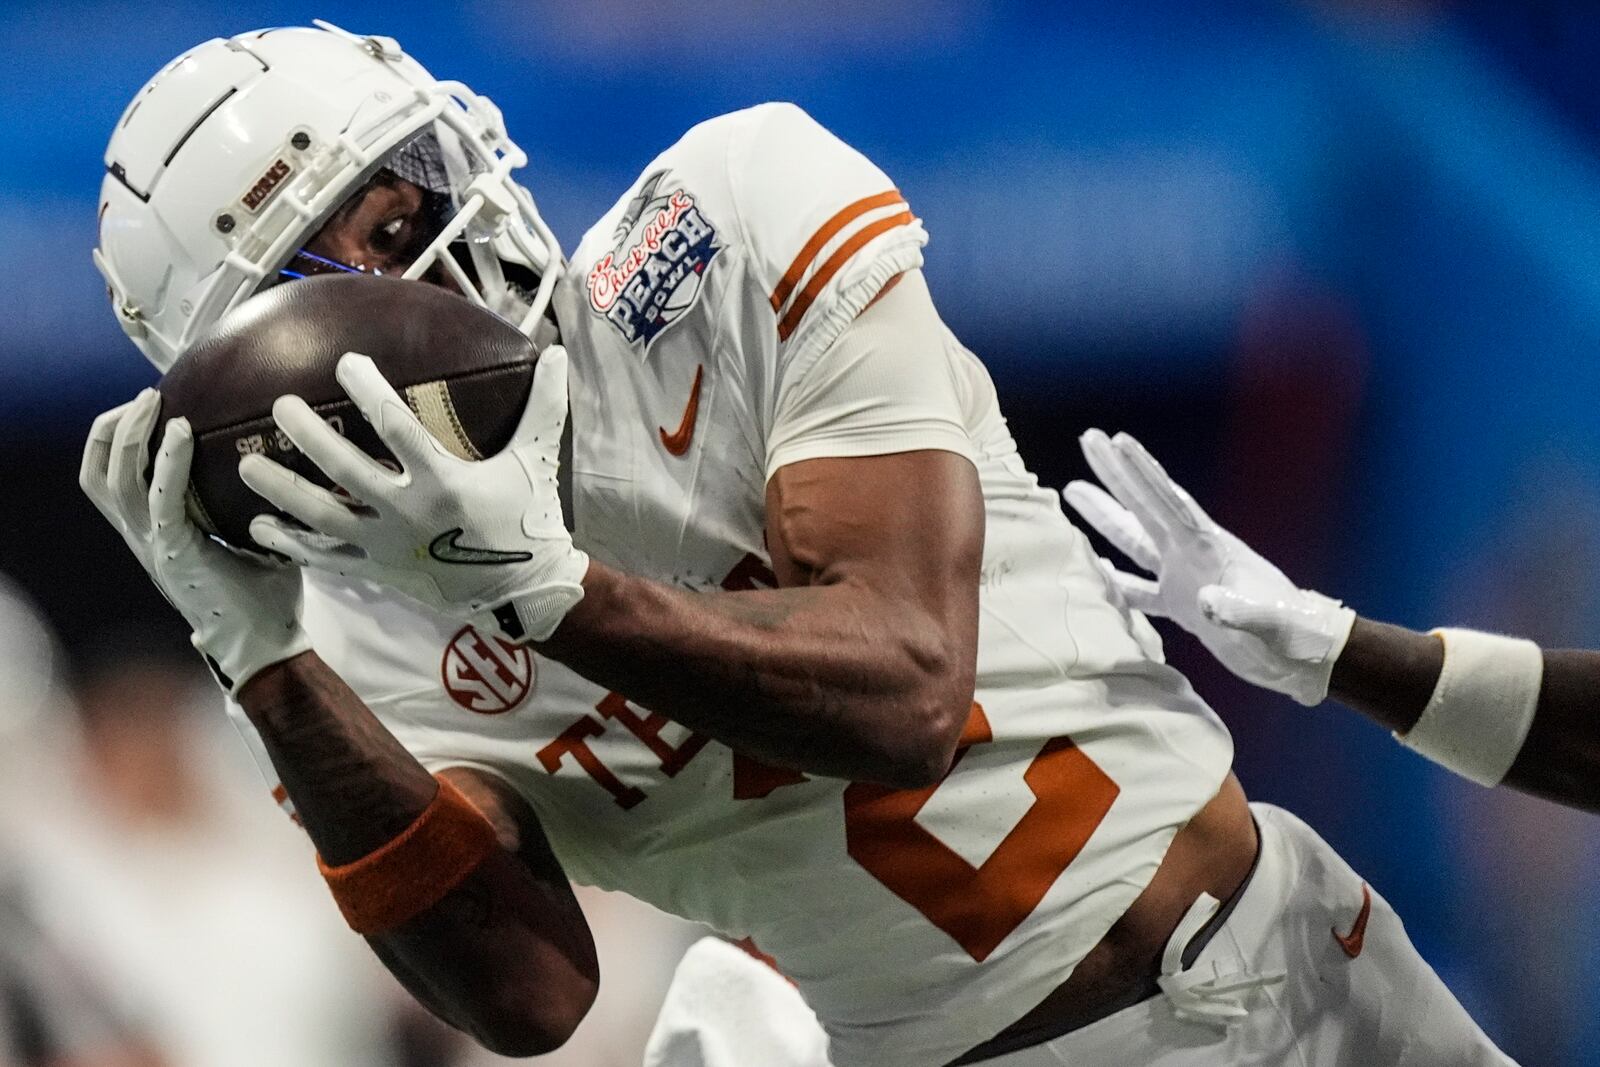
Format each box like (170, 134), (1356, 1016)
(95, 20), (563, 371)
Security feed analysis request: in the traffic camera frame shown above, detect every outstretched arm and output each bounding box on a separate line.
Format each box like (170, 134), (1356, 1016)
(80, 393), (597, 1054)
(1328, 621), (1600, 811)
(1065, 429), (1600, 813)
(240, 655), (599, 1054)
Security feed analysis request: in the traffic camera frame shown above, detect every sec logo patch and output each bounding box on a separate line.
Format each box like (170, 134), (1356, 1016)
(441, 625), (534, 714)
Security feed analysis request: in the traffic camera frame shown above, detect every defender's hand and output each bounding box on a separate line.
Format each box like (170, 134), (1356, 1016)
(1062, 429), (1355, 706)
(243, 348), (588, 642)
(80, 390), (311, 692)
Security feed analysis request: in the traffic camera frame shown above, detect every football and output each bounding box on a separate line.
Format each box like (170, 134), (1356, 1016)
(156, 274), (537, 552)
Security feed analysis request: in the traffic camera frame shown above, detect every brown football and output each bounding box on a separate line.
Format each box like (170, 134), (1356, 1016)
(156, 274), (535, 552)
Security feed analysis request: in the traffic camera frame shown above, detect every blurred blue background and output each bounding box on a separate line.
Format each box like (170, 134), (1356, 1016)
(2, 0), (1598, 1063)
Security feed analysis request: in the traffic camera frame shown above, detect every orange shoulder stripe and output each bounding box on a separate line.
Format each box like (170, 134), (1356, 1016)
(770, 188), (906, 313)
(776, 210), (916, 341)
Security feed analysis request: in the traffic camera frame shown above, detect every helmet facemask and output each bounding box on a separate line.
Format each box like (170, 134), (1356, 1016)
(95, 23), (565, 371)
(266, 123), (548, 332)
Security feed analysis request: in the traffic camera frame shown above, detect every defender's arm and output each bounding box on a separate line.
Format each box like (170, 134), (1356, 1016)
(240, 653), (598, 1055)
(1330, 621), (1600, 812)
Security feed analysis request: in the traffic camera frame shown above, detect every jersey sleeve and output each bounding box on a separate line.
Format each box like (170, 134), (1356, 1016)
(728, 103), (929, 376)
(764, 270), (975, 479)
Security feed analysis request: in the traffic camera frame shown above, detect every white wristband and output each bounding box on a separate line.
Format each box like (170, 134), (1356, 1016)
(1395, 628), (1543, 787)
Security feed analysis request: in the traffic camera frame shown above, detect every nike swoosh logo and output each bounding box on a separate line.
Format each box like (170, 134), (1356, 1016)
(428, 528), (534, 566)
(1333, 882), (1372, 959)
(659, 363), (704, 457)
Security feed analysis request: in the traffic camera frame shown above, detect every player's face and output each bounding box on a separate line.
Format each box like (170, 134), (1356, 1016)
(275, 171), (461, 293)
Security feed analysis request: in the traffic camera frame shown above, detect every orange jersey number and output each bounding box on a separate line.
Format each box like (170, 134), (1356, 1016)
(842, 705), (1119, 962)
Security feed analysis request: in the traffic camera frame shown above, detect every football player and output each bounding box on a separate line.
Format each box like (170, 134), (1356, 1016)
(1067, 429), (1600, 813)
(82, 23), (1516, 1066)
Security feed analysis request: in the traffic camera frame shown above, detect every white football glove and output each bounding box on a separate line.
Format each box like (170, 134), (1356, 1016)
(241, 347), (589, 642)
(79, 389), (312, 693)
(1062, 429), (1355, 706)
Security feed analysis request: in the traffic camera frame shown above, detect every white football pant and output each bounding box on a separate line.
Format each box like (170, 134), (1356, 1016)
(643, 803), (1516, 1067)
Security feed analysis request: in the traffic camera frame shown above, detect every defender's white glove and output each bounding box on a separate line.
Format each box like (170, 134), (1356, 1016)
(1063, 429), (1355, 706)
(242, 348), (588, 642)
(80, 390), (311, 693)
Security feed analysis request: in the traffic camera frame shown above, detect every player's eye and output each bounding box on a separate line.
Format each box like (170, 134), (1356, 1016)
(370, 216), (407, 254)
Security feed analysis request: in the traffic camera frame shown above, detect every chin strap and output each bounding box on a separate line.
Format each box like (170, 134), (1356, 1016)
(1156, 892), (1285, 1030)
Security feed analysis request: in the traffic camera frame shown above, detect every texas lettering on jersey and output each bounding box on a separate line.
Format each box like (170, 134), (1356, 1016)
(531, 552), (1120, 966)
(534, 553), (807, 809)
(586, 170), (721, 349)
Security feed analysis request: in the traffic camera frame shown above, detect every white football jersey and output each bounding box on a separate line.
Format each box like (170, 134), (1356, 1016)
(242, 103), (1234, 1067)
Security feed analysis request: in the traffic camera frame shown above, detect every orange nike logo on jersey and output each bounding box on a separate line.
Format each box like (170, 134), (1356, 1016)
(1333, 883), (1372, 959)
(659, 364), (704, 456)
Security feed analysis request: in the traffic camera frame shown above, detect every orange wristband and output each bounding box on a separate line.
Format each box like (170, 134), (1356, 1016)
(317, 775), (499, 935)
